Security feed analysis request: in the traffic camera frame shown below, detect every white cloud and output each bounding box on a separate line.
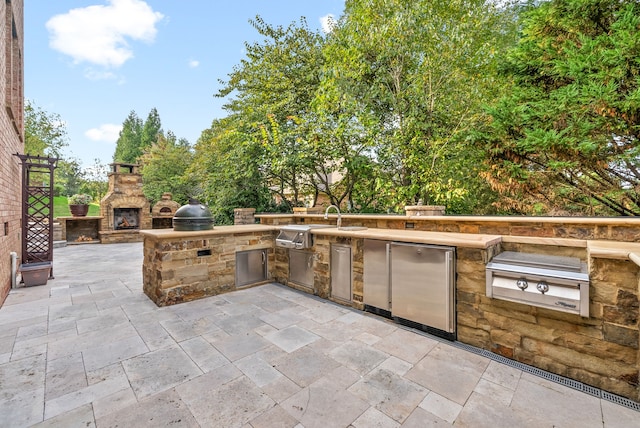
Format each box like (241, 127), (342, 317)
(85, 124), (122, 143)
(83, 68), (117, 81)
(46, 0), (164, 69)
(320, 14), (337, 34)
(188, 59), (200, 68)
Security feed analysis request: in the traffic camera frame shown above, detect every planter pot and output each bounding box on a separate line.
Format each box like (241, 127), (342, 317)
(20, 262), (52, 286)
(69, 204), (89, 217)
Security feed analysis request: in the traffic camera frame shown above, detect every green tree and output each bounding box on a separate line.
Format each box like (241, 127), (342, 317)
(140, 131), (196, 205)
(192, 117), (277, 224)
(476, 0), (640, 216)
(54, 158), (84, 196)
(141, 107), (163, 152)
(113, 110), (143, 163)
(216, 16), (327, 208)
(318, 0), (518, 213)
(24, 99), (68, 158)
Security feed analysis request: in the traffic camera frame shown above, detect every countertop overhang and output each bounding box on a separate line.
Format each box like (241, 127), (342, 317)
(310, 227), (501, 249)
(139, 224), (278, 240)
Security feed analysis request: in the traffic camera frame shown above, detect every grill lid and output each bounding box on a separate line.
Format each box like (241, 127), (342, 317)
(490, 251), (583, 273)
(173, 199), (214, 231)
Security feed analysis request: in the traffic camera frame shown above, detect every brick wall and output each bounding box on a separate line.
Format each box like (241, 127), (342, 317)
(0, 0), (24, 306)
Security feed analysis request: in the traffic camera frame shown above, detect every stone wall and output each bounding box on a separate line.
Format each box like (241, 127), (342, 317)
(0, 0), (24, 305)
(456, 244), (640, 402)
(143, 230), (275, 306)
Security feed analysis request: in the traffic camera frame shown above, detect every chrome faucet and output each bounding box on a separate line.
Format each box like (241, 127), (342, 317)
(324, 204), (342, 228)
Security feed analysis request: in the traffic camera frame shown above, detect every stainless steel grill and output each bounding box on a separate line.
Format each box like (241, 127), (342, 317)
(486, 251), (589, 317)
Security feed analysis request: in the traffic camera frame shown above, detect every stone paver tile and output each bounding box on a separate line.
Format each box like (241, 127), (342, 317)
(301, 304), (346, 324)
(373, 328), (438, 364)
(48, 301), (99, 324)
(160, 316), (220, 342)
(44, 375), (130, 420)
(259, 308), (307, 329)
(45, 352), (87, 401)
(122, 344), (203, 399)
(281, 375), (369, 428)
(16, 320), (48, 340)
(329, 341), (389, 376)
(213, 312), (268, 336)
(120, 298), (159, 317)
(473, 378), (515, 406)
(351, 315), (398, 338)
(454, 391), (544, 428)
(179, 336), (229, 372)
(307, 318), (360, 342)
(481, 360), (522, 391)
(601, 399), (640, 428)
(260, 373), (302, 404)
(249, 404), (299, 428)
(32, 403), (95, 428)
(96, 389), (199, 427)
(91, 387), (137, 419)
(510, 375), (604, 428)
(352, 406), (400, 428)
(212, 331), (271, 362)
(401, 406), (453, 428)
(377, 355), (413, 376)
(253, 323), (278, 337)
(0, 387), (45, 428)
(12, 326), (77, 355)
(10, 342), (47, 361)
(47, 323), (139, 361)
(86, 362), (126, 385)
(82, 334), (149, 372)
(235, 353), (282, 387)
(355, 331), (382, 346)
(349, 367), (427, 423)
(133, 320), (177, 351)
(75, 306), (129, 334)
(0, 353), (46, 400)
(175, 362), (242, 399)
(419, 391), (463, 424)
(264, 325), (320, 353)
(71, 290), (115, 305)
(179, 375), (274, 427)
(272, 346), (341, 388)
(405, 343), (489, 405)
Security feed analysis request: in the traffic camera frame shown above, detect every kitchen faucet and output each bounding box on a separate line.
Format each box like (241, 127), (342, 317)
(324, 204), (342, 228)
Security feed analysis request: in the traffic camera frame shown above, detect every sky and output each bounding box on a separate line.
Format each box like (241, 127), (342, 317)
(25, 0), (345, 169)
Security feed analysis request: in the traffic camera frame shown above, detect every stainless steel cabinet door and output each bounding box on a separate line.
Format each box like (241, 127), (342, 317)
(331, 244), (352, 302)
(236, 249), (267, 287)
(390, 243), (455, 333)
(363, 239), (390, 310)
(289, 249), (314, 288)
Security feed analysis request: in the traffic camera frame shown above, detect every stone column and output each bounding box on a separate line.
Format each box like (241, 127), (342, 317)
(404, 205), (446, 216)
(234, 208), (256, 225)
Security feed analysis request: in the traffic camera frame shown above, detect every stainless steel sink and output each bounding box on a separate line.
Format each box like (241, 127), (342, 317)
(338, 226), (368, 231)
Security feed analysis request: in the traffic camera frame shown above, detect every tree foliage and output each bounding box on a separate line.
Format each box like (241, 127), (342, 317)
(476, 0), (640, 215)
(140, 131), (196, 205)
(113, 110), (143, 163)
(24, 99), (68, 158)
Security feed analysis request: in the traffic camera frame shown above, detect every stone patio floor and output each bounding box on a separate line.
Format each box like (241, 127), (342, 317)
(0, 242), (638, 427)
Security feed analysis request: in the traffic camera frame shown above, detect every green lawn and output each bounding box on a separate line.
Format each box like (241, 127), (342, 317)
(53, 196), (101, 218)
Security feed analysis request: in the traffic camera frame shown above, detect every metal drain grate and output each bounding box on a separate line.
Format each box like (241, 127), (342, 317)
(399, 325), (640, 412)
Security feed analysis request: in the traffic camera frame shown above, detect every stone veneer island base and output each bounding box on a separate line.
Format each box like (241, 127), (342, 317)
(141, 214), (640, 403)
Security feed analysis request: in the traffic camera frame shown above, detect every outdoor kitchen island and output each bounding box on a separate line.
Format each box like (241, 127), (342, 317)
(140, 216), (640, 403)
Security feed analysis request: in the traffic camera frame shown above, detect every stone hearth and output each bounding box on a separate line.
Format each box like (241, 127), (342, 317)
(99, 163), (151, 243)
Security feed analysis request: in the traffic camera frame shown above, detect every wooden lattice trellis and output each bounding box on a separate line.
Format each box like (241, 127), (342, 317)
(14, 154), (58, 277)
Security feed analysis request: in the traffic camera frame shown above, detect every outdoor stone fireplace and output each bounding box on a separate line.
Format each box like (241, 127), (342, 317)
(99, 163), (152, 244)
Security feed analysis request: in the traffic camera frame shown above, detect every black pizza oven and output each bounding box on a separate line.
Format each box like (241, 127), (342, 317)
(172, 199), (214, 231)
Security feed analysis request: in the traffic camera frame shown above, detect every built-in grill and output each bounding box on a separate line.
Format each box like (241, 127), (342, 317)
(486, 251), (589, 317)
(275, 224), (335, 249)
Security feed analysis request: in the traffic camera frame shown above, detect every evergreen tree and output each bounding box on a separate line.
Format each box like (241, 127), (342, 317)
(113, 111), (143, 163)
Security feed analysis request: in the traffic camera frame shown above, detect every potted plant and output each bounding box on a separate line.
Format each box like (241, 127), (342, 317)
(68, 194), (92, 217)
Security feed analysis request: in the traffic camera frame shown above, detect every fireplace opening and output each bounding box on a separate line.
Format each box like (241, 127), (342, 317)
(114, 208), (140, 230)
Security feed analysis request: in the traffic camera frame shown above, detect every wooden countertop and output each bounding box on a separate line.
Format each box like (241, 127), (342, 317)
(311, 227), (501, 249)
(139, 225), (278, 240)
